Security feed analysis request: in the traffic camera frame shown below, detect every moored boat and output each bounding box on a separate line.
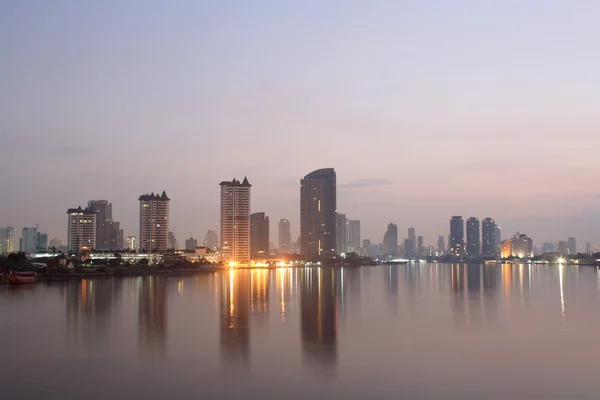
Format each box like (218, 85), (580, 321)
(10, 271), (36, 284)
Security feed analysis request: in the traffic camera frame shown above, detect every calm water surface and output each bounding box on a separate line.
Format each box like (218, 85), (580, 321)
(2, 264), (600, 399)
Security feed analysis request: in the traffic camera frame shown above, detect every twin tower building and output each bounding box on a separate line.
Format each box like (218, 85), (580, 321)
(221, 168), (337, 264)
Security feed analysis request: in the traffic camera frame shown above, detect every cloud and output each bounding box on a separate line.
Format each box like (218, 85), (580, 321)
(339, 179), (391, 189)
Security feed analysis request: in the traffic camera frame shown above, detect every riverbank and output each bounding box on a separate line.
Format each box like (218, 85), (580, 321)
(1, 264), (218, 285)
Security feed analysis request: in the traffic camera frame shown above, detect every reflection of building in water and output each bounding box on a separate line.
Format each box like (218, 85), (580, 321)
(250, 269), (270, 317)
(450, 264), (468, 325)
(220, 270), (251, 363)
(65, 278), (121, 344)
(385, 265), (398, 296)
(276, 268), (295, 322)
(139, 276), (167, 351)
(300, 268), (338, 371)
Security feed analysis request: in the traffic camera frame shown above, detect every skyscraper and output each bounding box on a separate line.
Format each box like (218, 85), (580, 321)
(336, 213), (348, 254)
(278, 218), (291, 254)
(185, 237), (198, 251)
(87, 200), (123, 250)
(220, 177), (251, 264)
(348, 220), (361, 253)
(383, 223), (398, 257)
(168, 231), (178, 249)
(586, 241), (592, 254)
(466, 217), (480, 256)
(36, 232), (48, 252)
(4, 226), (14, 254)
(481, 218), (496, 256)
(437, 234), (445, 255)
(417, 236), (424, 257)
(139, 191), (170, 252)
(250, 212), (269, 257)
(568, 237), (576, 255)
(450, 216), (464, 255)
(67, 206), (97, 253)
(20, 227), (37, 254)
(407, 227), (416, 256)
(495, 225), (502, 252)
(557, 241), (568, 254)
(205, 229), (218, 249)
(300, 168), (336, 258)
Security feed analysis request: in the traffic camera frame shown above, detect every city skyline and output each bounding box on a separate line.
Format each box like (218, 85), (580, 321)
(2, 2), (600, 247)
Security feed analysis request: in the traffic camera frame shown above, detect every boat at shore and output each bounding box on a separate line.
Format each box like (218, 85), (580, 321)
(9, 271), (36, 284)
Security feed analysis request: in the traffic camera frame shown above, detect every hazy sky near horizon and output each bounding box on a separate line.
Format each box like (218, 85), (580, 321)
(1, 1), (600, 248)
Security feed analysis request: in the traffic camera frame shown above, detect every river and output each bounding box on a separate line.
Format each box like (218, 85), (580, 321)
(1, 264), (599, 399)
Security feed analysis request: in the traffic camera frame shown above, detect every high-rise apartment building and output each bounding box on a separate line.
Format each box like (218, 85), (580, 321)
(567, 237), (576, 255)
(205, 229), (218, 249)
(348, 220), (361, 253)
(495, 225), (502, 252)
(67, 206), (97, 253)
(0, 226), (14, 255)
(300, 168), (336, 258)
(36, 232), (48, 252)
(417, 236), (424, 257)
(437, 234), (445, 255)
(124, 235), (136, 250)
(20, 227), (37, 254)
(220, 177), (251, 264)
(250, 212), (269, 257)
(482, 218), (496, 256)
(278, 218), (291, 254)
(407, 227), (416, 256)
(139, 191), (170, 252)
(185, 237), (198, 251)
(586, 241), (592, 254)
(168, 231), (178, 249)
(557, 241), (568, 254)
(87, 200), (122, 250)
(450, 216), (464, 255)
(466, 217), (480, 256)
(542, 242), (555, 253)
(383, 223), (398, 257)
(336, 213), (348, 254)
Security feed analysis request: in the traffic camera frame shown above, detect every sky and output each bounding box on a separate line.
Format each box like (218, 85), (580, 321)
(1, 0), (600, 249)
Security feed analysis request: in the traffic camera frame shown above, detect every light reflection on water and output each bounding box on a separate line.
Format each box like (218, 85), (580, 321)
(1, 264), (600, 399)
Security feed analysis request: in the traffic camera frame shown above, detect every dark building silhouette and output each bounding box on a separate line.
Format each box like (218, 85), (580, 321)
(300, 168), (337, 258)
(88, 200), (123, 250)
(250, 212), (269, 257)
(383, 223), (398, 257)
(450, 216), (464, 255)
(482, 218), (496, 256)
(466, 217), (480, 256)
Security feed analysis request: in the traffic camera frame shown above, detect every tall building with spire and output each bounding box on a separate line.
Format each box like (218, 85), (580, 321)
(300, 168), (337, 258)
(138, 191), (170, 252)
(220, 177), (251, 264)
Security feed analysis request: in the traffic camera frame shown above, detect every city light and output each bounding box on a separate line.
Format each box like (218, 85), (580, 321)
(557, 258), (566, 264)
(228, 261), (237, 268)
